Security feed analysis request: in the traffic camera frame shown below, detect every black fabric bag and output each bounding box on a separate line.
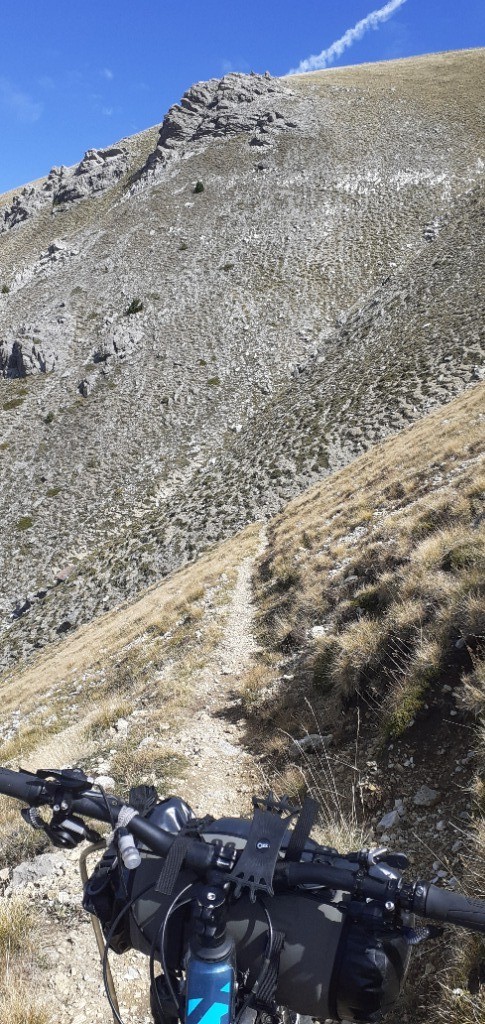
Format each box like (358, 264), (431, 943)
(85, 799), (413, 1022)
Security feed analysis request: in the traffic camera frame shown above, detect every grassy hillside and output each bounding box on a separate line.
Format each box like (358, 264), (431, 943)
(244, 381), (485, 1021)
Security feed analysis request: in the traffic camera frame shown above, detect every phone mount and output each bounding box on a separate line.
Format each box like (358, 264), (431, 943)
(228, 792), (299, 901)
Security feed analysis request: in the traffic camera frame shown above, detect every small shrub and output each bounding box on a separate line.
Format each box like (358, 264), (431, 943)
(193, 180), (204, 194)
(43, 411), (55, 425)
(111, 745), (186, 793)
(222, 263), (234, 271)
(179, 241), (188, 251)
(207, 377), (221, 387)
(125, 298), (144, 316)
(16, 516), (34, 532)
(1, 284), (9, 294)
(2, 398), (24, 411)
(46, 486), (62, 497)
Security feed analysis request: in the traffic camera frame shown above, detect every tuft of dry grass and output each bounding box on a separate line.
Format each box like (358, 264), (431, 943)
(0, 990), (49, 1024)
(0, 896), (49, 1024)
(0, 896), (35, 958)
(110, 743), (187, 795)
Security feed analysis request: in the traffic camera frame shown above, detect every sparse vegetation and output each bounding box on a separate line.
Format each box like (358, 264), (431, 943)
(124, 297), (143, 315)
(246, 386), (484, 744)
(43, 411), (55, 425)
(2, 398), (24, 411)
(0, 895), (49, 1023)
(15, 516), (34, 532)
(1, 284), (9, 294)
(193, 180), (204, 193)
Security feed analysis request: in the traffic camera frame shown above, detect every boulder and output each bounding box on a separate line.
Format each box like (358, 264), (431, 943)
(12, 852), (65, 889)
(413, 785), (440, 807)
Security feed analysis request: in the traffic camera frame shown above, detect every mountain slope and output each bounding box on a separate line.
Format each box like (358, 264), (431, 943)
(0, 49), (484, 670)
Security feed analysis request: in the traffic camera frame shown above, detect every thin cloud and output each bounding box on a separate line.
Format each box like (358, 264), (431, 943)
(101, 68), (114, 80)
(288, 0), (407, 75)
(0, 77), (43, 122)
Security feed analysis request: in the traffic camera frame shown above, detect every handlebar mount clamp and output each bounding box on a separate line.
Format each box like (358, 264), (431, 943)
(20, 768), (101, 848)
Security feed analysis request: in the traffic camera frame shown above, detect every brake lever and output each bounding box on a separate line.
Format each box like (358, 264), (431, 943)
(21, 805), (102, 848)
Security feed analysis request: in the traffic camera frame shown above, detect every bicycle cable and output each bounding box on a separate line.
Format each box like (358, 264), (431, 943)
(102, 881), (159, 1024)
(149, 884), (195, 1022)
(234, 899), (274, 1024)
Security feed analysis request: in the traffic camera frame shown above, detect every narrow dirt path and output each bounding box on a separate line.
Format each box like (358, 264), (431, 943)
(173, 524), (267, 817)
(6, 525), (268, 1024)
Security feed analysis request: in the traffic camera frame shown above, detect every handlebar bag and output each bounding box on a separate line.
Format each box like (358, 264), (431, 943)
(86, 802), (412, 1022)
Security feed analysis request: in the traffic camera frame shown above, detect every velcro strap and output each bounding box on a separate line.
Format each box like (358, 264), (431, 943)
(155, 835), (191, 895)
(285, 796), (318, 861)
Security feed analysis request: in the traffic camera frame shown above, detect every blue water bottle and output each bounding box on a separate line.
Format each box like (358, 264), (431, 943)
(185, 885), (235, 1024)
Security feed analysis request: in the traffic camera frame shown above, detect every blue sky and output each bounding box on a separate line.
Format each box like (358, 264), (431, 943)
(0, 0), (484, 193)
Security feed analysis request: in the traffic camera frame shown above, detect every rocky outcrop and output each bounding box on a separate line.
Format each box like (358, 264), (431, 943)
(137, 72), (296, 178)
(0, 312), (74, 377)
(93, 319), (144, 366)
(0, 146), (128, 233)
(0, 327), (58, 377)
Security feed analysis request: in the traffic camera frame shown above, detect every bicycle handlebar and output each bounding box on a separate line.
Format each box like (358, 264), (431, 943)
(2, 766), (485, 935)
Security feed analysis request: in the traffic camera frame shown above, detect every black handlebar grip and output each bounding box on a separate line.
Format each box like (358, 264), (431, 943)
(422, 883), (485, 935)
(0, 767), (44, 803)
(278, 861), (388, 900)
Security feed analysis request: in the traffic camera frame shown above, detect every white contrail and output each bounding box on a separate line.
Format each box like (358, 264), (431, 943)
(288, 0), (407, 75)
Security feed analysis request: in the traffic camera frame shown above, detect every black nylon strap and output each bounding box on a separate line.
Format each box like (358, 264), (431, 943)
(257, 929), (285, 1006)
(285, 796), (318, 862)
(155, 835), (191, 895)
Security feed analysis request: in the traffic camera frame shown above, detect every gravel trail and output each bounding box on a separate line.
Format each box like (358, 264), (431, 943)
(3, 526), (267, 1023)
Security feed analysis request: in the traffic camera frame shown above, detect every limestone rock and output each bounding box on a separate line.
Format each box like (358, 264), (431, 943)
(0, 146), (128, 233)
(138, 72), (294, 179)
(12, 852), (65, 889)
(291, 733), (333, 755)
(413, 785), (441, 807)
(0, 329), (58, 377)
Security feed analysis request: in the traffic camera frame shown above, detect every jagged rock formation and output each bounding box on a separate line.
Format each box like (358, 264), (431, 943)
(0, 50), (484, 669)
(1, 145), (128, 232)
(137, 72), (296, 179)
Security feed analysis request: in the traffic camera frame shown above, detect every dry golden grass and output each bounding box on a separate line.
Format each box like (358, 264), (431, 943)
(0, 896), (49, 1024)
(244, 385), (485, 1022)
(426, 818), (485, 1024)
(110, 744), (187, 795)
(250, 384), (484, 740)
(0, 522), (262, 717)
